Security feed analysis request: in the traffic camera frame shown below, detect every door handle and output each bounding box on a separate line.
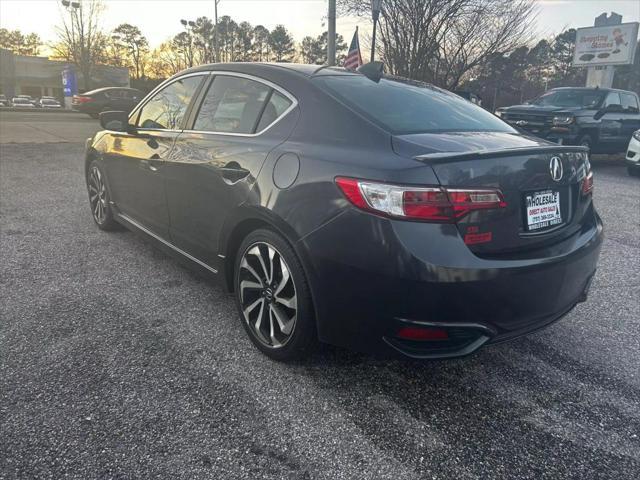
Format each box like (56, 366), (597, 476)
(220, 164), (250, 185)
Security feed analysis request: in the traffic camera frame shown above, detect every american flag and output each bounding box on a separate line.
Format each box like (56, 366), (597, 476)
(343, 27), (363, 70)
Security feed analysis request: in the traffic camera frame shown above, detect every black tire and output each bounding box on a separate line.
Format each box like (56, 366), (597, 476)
(86, 160), (119, 231)
(234, 228), (316, 361)
(628, 166), (640, 177)
(578, 134), (593, 152)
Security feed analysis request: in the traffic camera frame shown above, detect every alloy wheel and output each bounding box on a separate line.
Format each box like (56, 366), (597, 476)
(88, 166), (107, 224)
(238, 242), (297, 348)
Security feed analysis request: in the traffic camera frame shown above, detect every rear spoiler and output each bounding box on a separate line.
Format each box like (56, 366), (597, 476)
(414, 145), (589, 163)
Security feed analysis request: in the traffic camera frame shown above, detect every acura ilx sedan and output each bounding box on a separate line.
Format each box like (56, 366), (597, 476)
(85, 62), (603, 361)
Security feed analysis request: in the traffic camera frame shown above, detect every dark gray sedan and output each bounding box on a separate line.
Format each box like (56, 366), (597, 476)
(84, 62), (602, 361)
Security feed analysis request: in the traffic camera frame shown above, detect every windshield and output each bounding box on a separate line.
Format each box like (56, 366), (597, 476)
(313, 75), (515, 135)
(531, 90), (604, 108)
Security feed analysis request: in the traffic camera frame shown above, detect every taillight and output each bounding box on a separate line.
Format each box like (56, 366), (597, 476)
(73, 96), (92, 103)
(581, 170), (593, 195)
(335, 177), (506, 222)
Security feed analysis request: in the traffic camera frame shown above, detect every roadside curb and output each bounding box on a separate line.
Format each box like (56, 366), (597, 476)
(0, 107), (83, 114)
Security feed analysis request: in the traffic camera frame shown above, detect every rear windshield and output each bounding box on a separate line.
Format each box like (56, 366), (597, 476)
(313, 75), (514, 135)
(531, 89), (604, 108)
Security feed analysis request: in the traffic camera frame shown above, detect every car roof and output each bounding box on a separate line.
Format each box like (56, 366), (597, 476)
(83, 87), (142, 95)
(549, 86), (637, 95)
(181, 62), (356, 80)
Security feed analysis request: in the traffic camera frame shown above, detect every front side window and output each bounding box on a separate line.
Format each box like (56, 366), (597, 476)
(314, 75), (515, 135)
(193, 76), (275, 134)
(604, 92), (622, 108)
(136, 76), (203, 130)
(621, 93), (639, 112)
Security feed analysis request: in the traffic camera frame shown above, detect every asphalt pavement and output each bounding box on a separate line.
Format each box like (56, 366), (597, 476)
(1, 111), (639, 479)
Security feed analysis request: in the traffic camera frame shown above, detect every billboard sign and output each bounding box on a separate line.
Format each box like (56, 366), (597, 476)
(61, 66), (78, 97)
(572, 22), (639, 67)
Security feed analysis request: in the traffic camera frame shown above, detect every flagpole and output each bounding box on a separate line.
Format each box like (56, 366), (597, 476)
(328, 0), (336, 66)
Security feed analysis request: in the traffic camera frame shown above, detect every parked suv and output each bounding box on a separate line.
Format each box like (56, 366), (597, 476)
(72, 87), (144, 118)
(496, 87), (640, 153)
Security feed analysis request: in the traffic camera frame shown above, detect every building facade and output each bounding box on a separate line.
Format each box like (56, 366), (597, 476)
(0, 49), (129, 100)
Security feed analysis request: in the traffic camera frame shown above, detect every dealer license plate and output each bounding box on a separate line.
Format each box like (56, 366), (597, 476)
(525, 190), (562, 231)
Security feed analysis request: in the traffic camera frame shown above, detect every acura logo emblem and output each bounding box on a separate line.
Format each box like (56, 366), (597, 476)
(549, 156), (563, 182)
(515, 120), (528, 126)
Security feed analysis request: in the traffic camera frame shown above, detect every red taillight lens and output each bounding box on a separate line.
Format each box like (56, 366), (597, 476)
(73, 96), (92, 103)
(582, 170), (593, 195)
(397, 326), (449, 341)
(402, 189), (452, 221)
(335, 177), (506, 222)
(334, 177), (367, 209)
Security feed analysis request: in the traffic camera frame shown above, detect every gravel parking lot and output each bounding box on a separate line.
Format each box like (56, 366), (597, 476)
(1, 111), (639, 479)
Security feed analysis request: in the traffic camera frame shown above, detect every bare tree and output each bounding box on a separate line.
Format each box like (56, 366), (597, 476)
(339, 0), (536, 89)
(148, 41), (185, 77)
(52, 0), (106, 90)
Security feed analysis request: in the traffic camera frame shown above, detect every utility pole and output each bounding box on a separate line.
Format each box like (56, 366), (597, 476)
(370, 0), (382, 62)
(327, 0), (336, 66)
(214, 0), (219, 63)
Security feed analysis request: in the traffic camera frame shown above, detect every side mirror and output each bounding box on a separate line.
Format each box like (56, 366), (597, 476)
(99, 110), (135, 133)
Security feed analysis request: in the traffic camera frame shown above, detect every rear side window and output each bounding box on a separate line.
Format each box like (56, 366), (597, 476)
(136, 76), (202, 130)
(255, 91), (292, 132)
(313, 75), (515, 135)
(193, 76), (273, 134)
(621, 93), (639, 113)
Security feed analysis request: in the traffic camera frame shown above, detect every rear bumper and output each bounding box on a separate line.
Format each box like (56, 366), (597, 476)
(299, 208), (603, 359)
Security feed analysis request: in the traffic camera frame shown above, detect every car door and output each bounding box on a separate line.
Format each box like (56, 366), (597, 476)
(164, 72), (298, 269)
(104, 89), (126, 111)
(620, 93), (640, 142)
(103, 74), (206, 237)
(598, 92), (624, 148)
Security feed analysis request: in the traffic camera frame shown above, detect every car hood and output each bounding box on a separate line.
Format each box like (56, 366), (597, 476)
(392, 131), (554, 159)
(500, 104), (585, 114)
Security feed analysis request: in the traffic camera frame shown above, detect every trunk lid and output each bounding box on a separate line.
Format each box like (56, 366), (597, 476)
(393, 132), (592, 256)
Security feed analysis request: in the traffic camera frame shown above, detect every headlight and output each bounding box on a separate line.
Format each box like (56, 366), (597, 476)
(633, 130), (640, 141)
(552, 115), (574, 126)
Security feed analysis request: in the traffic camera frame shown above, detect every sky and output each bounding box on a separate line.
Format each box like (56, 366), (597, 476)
(0, 0), (639, 55)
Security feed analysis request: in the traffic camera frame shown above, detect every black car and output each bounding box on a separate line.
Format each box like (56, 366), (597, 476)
(84, 63), (603, 361)
(73, 87), (144, 118)
(496, 87), (640, 153)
